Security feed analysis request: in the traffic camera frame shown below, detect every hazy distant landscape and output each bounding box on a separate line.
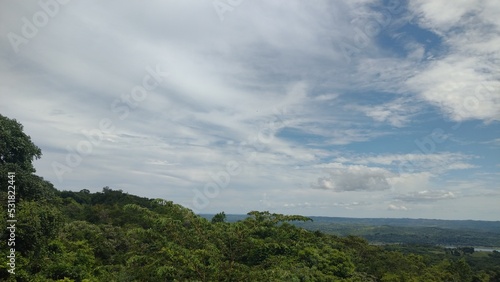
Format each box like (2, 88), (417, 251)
(202, 214), (500, 248)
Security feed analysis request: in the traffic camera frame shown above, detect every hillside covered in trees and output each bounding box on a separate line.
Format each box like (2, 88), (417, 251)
(1, 114), (500, 281)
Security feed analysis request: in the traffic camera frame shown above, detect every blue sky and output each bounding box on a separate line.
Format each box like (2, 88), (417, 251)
(1, 0), (499, 220)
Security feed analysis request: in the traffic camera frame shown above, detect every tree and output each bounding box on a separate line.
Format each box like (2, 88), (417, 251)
(211, 211), (226, 223)
(0, 114), (41, 172)
(0, 114), (56, 201)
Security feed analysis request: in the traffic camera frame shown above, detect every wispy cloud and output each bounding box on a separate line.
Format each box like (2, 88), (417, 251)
(482, 138), (500, 146)
(349, 97), (421, 127)
(405, 0), (500, 123)
(388, 204), (408, 211)
(312, 163), (393, 192)
(331, 152), (477, 174)
(395, 190), (458, 202)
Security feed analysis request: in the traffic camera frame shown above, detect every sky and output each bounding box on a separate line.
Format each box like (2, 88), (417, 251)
(1, 0), (499, 220)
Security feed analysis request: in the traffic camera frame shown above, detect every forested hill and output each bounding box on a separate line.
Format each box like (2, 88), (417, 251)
(3, 187), (500, 281)
(2, 113), (500, 281)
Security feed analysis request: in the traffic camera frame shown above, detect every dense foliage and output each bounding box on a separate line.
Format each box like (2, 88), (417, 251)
(1, 114), (500, 281)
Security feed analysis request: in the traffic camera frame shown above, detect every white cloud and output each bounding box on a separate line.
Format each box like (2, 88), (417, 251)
(409, 0), (478, 33)
(312, 163), (393, 192)
(405, 0), (500, 123)
(314, 93), (339, 101)
(332, 152), (477, 174)
(388, 204), (408, 211)
(349, 97), (421, 127)
(406, 57), (500, 122)
(283, 201), (366, 210)
(395, 190), (457, 202)
(482, 138), (500, 146)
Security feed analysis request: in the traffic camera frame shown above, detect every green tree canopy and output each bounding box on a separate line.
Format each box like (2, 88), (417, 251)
(0, 114), (41, 173)
(211, 211), (226, 223)
(0, 114), (56, 201)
